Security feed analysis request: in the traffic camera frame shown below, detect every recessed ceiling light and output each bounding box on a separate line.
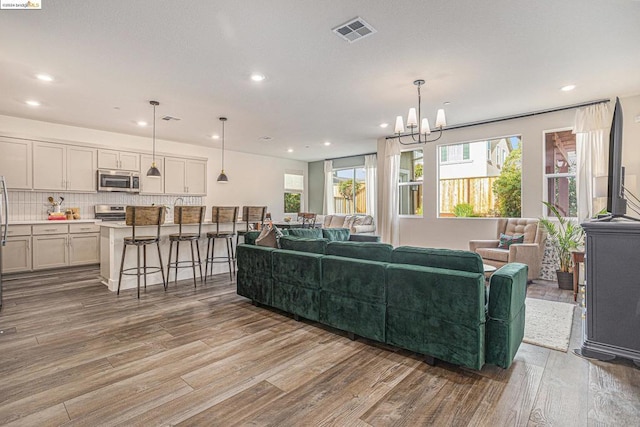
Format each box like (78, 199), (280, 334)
(251, 73), (266, 82)
(36, 73), (54, 82)
(561, 84), (576, 92)
(287, 148), (294, 153)
(324, 141), (331, 146)
(379, 123), (389, 128)
(137, 121), (147, 127)
(25, 100), (40, 107)
(211, 134), (220, 140)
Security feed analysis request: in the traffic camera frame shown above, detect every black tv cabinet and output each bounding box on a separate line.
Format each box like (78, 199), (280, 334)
(579, 220), (640, 365)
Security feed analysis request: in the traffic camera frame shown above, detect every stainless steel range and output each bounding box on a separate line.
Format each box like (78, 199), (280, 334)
(94, 205), (126, 222)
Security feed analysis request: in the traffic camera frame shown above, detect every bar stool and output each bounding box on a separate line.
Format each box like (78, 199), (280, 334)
(297, 212), (317, 228)
(236, 206), (267, 248)
(117, 206), (166, 299)
(167, 205), (205, 288)
(205, 206), (238, 281)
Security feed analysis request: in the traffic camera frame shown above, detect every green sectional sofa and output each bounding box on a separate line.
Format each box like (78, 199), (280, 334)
(236, 238), (528, 370)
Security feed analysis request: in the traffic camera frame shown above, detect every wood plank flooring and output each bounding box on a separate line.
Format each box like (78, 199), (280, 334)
(0, 267), (638, 426)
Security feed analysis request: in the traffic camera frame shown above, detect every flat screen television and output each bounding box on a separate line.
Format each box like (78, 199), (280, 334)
(602, 97), (639, 221)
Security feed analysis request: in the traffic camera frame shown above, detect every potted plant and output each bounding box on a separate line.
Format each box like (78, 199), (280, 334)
(539, 201), (584, 289)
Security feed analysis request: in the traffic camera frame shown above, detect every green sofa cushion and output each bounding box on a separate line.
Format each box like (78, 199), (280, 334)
(278, 236), (328, 254)
(322, 228), (350, 241)
(348, 234), (381, 242)
(236, 244), (274, 305)
(287, 228), (323, 238)
(242, 230), (262, 245)
(326, 241), (393, 263)
(385, 264), (486, 370)
(391, 246), (484, 274)
(272, 249), (324, 321)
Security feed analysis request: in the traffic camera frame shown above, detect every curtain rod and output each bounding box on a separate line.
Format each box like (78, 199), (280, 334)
(325, 151), (377, 161)
(384, 98), (610, 139)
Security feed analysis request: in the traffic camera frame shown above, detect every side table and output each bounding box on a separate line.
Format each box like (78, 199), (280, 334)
(571, 250), (585, 301)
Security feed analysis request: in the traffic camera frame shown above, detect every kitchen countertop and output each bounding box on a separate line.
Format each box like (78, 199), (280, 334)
(99, 220), (243, 229)
(7, 219), (103, 225)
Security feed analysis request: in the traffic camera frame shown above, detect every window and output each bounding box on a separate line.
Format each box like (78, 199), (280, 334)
(331, 167), (366, 214)
(544, 130), (577, 217)
(284, 171), (303, 214)
(438, 136), (522, 218)
(398, 149), (423, 215)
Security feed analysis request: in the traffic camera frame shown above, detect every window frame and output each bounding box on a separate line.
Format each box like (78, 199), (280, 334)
(437, 134), (523, 219)
(332, 166), (366, 215)
(398, 148), (424, 217)
(284, 170), (304, 216)
(542, 127), (577, 218)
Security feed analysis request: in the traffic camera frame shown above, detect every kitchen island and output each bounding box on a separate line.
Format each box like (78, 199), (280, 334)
(100, 221), (240, 292)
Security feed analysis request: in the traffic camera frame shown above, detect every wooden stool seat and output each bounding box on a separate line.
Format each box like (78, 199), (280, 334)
(205, 206), (238, 281)
(118, 206), (166, 299)
(167, 206), (205, 288)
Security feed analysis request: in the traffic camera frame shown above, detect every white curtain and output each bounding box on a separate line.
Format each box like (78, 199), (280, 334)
(380, 139), (400, 246)
(364, 154), (377, 217)
(323, 160), (334, 215)
(574, 102), (610, 221)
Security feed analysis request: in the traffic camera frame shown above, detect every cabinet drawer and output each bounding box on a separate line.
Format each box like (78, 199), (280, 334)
(2, 225), (32, 236)
(69, 223), (101, 234)
(32, 224), (69, 235)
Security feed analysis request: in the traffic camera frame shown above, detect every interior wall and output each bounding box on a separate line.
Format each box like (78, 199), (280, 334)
(307, 160), (324, 214)
(377, 95), (640, 250)
(0, 115), (307, 221)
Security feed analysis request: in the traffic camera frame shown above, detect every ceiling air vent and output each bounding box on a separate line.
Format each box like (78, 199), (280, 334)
(332, 17), (376, 43)
(161, 115), (181, 121)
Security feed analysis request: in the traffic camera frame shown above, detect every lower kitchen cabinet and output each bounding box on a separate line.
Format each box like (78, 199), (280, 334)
(33, 234), (69, 270)
(69, 223), (100, 265)
(26, 223), (101, 271)
(1, 225), (32, 274)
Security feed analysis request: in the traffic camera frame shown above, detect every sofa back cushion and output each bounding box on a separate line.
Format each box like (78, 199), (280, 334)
(497, 218), (539, 244)
(322, 228), (350, 241)
(326, 241), (393, 263)
(328, 215), (346, 228)
(391, 246), (484, 274)
(278, 236), (328, 254)
(288, 228), (323, 239)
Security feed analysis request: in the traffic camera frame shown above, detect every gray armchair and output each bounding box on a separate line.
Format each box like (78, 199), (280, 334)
(469, 218), (546, 281)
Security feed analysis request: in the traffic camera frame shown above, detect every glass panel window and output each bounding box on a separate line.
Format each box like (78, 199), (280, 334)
(544, 130), (577, 217)
(398, 149), (423, 215)
(284, 171), (303, 215)
(438, 136), (522, 218)
(332, 167), (366, 214)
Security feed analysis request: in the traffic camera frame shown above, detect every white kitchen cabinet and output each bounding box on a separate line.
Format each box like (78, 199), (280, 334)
(1, 225), (32, 274)
(164, 157), (207, 195)
(33, 142), (66, 191)
(31, 223), (99, 270)
(66, 146), (97, 191)
(33, 142), (97, 192)
(69, 223), (100, 266)
(0, 137), (32, 189)
(98, 149), (140, 171)
(140, 154), (164, 194)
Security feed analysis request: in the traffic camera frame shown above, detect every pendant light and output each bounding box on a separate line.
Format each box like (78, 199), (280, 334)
(217, 117), (229, 183)
(146, 100), (161, 177)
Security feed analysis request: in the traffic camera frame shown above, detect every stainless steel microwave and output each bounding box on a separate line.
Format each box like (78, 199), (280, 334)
(97, 170), (140, 192)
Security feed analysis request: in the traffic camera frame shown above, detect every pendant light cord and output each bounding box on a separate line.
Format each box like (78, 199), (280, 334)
(221, 119), (225, 170)
(152, 103), (156, 163)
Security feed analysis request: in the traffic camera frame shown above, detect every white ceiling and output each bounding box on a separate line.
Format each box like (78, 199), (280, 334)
(1, 0), (639, 162)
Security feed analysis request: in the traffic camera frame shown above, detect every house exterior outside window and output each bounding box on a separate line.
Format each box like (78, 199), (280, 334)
(438, 136), (522, 217)
(544, 130), (577, 217)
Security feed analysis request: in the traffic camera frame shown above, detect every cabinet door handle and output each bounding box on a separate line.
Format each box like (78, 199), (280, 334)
(44, 228), (57, 232)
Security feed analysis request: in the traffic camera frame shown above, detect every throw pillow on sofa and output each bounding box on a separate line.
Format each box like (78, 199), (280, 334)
(497, 233), (524, 249)
(255, 224), (283, 248)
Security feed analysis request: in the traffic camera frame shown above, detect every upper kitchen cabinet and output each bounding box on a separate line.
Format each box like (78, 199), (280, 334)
(98, 149), (140, 171)
(0, 137), (32, 189)
(164, 157), (207, 195)
(140, 154), (164, 194)
(33, 142), (97, 192)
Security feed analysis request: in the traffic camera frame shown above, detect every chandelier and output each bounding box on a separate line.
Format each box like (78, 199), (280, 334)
(394, 79), (446, 145)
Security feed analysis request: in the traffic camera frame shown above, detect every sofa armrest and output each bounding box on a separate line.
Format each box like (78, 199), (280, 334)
(508, 243), (543, 280)
(352, 224), (376, 234)
(485, 262), (528, 369)
(469, 239), (499, 252)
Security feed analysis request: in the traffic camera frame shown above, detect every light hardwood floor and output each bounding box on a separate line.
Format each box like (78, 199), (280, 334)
(0, 267), (638, 426)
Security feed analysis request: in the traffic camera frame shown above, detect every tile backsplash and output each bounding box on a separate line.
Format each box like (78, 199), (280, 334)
(7, 191), (202, 222)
